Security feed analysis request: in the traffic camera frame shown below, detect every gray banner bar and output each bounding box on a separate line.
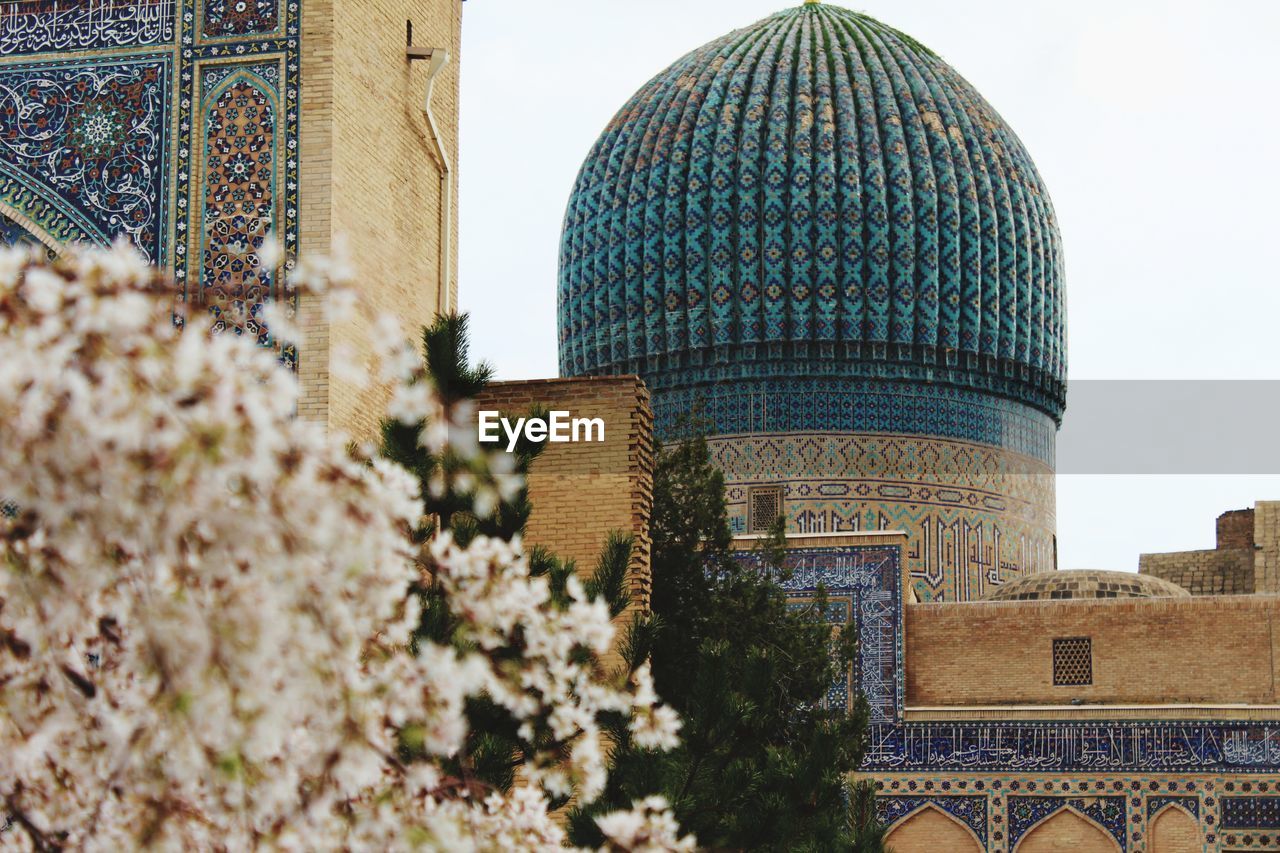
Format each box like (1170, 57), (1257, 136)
(1057, 381), (1280, 474)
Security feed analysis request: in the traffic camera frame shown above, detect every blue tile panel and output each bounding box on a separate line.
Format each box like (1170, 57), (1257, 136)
(558, 4), (1066, 421)
(1148, 795), (1200, 820)
(652, 378), (1057, 463)
(0, 54), (172, 263)
(732, 544), (901, 723)
(1221, 796), (1280, 829)
(866, 722), (1280, 775)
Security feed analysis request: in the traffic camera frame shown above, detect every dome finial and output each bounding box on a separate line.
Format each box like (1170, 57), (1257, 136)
(803, 0), (820, 5)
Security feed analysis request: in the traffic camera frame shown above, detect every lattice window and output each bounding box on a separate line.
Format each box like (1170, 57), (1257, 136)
(747, 485), (784, 534)
(1052, 637), (1092, 686)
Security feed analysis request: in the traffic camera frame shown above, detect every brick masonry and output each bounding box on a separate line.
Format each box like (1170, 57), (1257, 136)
(904, 595), (1280, 708)
(1140, 548), (1255, 596)
(473, 377), (655, 665)
(875, 581), (1280, 851)
(1218, 509), (1256, 550)
(299, 0), (462, 438)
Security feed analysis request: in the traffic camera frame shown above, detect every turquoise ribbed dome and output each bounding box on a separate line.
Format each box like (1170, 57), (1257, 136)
(558, 3), (1066, 419)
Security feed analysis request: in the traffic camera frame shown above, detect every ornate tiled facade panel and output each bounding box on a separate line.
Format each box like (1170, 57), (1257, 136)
(876, 776), (1280, 852)
(866, 722), (1280, 774)
(197, 63), (279, 343)
(201, 0), (281, 39)
(0, 0), (300, 348)
(732, 544), (901, 723)
(753, 538), (1280, 850)
(0, 54), (171, 262)
(1222, 796), (1280, 829)
(714, 432), (1055, 602)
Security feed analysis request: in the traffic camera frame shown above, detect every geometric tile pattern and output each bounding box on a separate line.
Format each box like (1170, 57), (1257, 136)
(0, 0), (300, 355)
(199, 65), (278, 344)
(203, 0), (280, 38)
(712, 430), (1056, 602)
(652, 379), (1058, 464)
(559, 4), (1066, 421)
(1221, 797), (1280, 829)
(876, 776), (1280, 853)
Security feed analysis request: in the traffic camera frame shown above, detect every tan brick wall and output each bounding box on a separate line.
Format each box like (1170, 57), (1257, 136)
(297, 0), (335, 426)
(1255, 501), (1280, 594)
(1139, 548), (1254, 595)
(1148, 804), (1199, 853)
(473, 377), (654, 640)
(905, 595), (1280, 707)
(298, 0), (461, 437)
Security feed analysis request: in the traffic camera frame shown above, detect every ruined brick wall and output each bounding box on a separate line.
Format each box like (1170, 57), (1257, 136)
(1217, 508), (1256, 550)
(904, 595), (1280, 707)
(299, 0), (462, 437)
(1140, 501), (1280, 596)
(1139, 548), (1255, 595)
(473, 377), (654, 629)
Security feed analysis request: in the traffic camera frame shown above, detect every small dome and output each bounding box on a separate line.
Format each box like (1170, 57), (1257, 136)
(984, 570), (1190, 602)
(558, 2), (1066, 418)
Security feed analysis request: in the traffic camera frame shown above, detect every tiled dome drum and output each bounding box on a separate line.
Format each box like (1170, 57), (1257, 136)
(558, 2), (1065, 420)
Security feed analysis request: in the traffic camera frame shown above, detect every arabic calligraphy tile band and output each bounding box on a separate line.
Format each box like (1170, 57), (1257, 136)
(0, 0), (177, 56)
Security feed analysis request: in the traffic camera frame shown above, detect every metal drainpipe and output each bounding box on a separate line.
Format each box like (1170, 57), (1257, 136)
(408, 44), (453, 316)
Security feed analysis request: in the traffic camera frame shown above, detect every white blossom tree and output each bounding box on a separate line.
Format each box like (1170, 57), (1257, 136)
(0, 243), (689, 851)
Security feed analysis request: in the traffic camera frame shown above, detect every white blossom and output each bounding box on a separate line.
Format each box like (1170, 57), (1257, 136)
(0, 244), (684, 851)
(596, 797), (697, 852)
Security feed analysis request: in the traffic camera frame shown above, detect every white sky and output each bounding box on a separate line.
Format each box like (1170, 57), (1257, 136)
(456, 0), (1280, 571)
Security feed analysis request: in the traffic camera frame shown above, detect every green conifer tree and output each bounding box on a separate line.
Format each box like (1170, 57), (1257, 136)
(379, 314), (633, 796)
(569, 432), (882, 851)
